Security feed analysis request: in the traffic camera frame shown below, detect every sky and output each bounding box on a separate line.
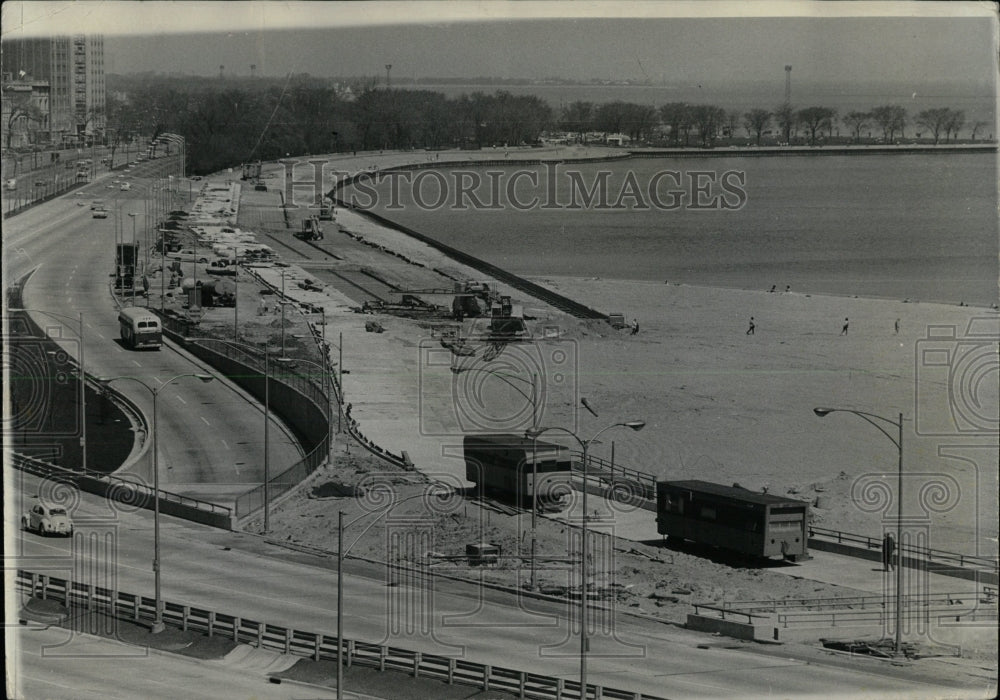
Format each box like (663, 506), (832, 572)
(1, 1), (997, 89)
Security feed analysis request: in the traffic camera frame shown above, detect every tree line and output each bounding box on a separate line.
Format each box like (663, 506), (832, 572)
(100, 74), (991, 174)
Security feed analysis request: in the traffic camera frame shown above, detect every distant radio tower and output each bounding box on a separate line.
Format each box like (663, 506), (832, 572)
(784, 65), (792, 103)
(250, 64), (256, 78)
(385, 64), (392, 88)
(219, 64), (225, 79)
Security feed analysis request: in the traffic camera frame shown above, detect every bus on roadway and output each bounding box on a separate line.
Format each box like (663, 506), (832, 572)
(118, 307), (162, 350)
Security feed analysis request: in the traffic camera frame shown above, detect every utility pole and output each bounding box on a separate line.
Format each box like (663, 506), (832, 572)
(385, 64), (392, 88)
(784, 65), (792, 103)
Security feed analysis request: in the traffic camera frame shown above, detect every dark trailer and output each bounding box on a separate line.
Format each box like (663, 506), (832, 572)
(656, 480), (810, 562)
(464, 433), (574, 511)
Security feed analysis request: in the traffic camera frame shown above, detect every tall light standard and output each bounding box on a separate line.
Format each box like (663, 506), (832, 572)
(452, 363), (540, 587)
(232, 245), (239, 341)
(334, 489), (434, 699)
(814, 407), (904, 655)
(526, 413), (645, 700)
(128, 212), (138, 306)
(100, 372), (214, 633)
(12, 308), (87, 472)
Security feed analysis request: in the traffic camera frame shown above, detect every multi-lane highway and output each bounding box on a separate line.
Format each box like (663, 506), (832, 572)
(3, 160), (303, 504)
(9, 468), (988, 700)
(12, 625), (337, 699)
(5, 164), (993, 700)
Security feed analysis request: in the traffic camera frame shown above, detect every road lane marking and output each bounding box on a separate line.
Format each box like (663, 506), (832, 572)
(201, 416), (211, 426)
(131, 360), (142, 367)
(221, 439), (230, 449)
(175, 395), (186, 405)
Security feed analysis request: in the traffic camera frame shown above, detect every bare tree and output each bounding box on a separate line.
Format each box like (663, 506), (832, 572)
(870, 105), (907, 143)
(742, 108), (771, 145)
(559, 100), (594, 134)
(689, 104), (726, 147)
(797, 106), (836, 145)
(774, 102), (796, 143)
(2, 91), (45, 149)
(914, 107), (951, 144)
(659, 102), (691, 146)
(970, 120), (988, 141)
(842, 111), (871, 144)
(944, 110), (965, 142)
(725, 110), (740, 140)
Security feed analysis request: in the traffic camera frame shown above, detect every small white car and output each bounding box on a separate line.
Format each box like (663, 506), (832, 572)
(169, 248), (209, 263)
(22, 504), (73, 536)
(120, 182), (131, 191)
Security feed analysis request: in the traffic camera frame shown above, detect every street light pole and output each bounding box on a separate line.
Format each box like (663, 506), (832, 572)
(102, 372), (214, 633)
(526, 415), (645, 699)
(337, 510), (344, 700)
(280, 270), (287, 358)
(451, 364), (539, 587)
(232, 245), (239, 341)
(264, 343), (270, 533)
(129, 212), (138, 307)
(814, 407), (904, 656)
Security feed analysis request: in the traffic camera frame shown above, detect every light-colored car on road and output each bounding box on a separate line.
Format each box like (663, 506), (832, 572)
(22, 504), (73, 536)
(169, 248), (209, 263)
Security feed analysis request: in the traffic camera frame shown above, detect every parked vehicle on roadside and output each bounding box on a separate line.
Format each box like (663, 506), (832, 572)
(92, 207), (108, 218)
(169, 248), (209, 263)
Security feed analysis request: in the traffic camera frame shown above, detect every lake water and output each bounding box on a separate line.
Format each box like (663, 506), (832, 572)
(351, 152), (998, 306)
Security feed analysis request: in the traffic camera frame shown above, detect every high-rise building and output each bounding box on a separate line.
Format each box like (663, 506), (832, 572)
(2, 34), (105, 145)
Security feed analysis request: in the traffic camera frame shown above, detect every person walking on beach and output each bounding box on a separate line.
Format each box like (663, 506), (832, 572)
(894, 318), (900, 334)
(882, 532), (896, 572)
(631, 318), (639, 335)
(840, 317), (849, 335)
(746, 316), (756, 335)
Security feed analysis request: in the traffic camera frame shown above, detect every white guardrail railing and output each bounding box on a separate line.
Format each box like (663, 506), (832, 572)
(15, 570), (666, 700)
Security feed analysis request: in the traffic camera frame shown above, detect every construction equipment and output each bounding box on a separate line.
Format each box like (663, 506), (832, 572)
(241, 161), (262, 182)
(296, 216), (324, 241)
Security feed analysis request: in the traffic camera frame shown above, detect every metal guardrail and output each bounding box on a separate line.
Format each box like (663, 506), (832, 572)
(15, 570), (664, 700)
(808, 526), (999, 573)
(10, 452), (232, 516)
(569, 451), (658, 501)
(696, 589), (997, 629)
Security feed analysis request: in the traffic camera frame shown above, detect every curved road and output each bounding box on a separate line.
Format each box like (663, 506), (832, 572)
(3, 160), (303, 505)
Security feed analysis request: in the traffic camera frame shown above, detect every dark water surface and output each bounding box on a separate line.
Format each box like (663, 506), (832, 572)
(353, 153), (998, 306)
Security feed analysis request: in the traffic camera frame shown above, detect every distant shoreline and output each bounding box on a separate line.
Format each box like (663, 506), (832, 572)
(625, 143), (998, 158)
